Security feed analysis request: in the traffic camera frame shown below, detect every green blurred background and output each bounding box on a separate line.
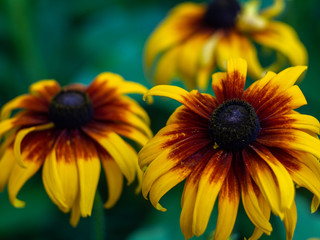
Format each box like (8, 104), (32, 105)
(0, 0), (320, 239)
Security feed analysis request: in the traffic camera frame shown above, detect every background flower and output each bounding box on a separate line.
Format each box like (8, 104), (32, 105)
(0, 0), (320, 239)
(144, 0), (307, 90)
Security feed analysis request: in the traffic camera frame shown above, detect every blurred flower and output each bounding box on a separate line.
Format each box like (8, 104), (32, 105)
(144, 0), (307, 90)
(0, 73), (152, 226)
(139, 58), (320, 240)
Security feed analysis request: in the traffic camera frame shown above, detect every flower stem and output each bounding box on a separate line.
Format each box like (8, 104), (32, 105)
(93, 193), (106, 240)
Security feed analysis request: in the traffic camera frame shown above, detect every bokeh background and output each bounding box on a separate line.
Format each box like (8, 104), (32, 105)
(0, 0), (320, 239)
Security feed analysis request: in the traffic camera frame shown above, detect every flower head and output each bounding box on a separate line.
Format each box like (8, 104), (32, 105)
(139, 58), (320, 240)
(144, 0), (307, 90)
(0, 73), (152, 226)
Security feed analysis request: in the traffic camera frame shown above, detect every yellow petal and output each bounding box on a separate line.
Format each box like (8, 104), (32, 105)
(248, 193), (272, 240)
(260, 0), (285, 18)
(141, 148), (177, 199)
(0, 118), (18, 137)
(269, 65), (307, 91)
(283, 200), (297, 240)
(101, 153), (124, 209)
(180, 177), (198, 239)
(177, 32), (211, 89)
(70, 194), (81, 227)
(0, 147), (15, 191)
(144, 3), (205, 72)
(197, 33), (221, 90)
(153, 44), (181, 85)
(8, 160), (42, 208)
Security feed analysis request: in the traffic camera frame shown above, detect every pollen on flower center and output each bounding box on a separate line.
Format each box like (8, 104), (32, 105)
(203, 0), (241, 29)
(49, 90), (94, 129)
(209, 99), (260, 151)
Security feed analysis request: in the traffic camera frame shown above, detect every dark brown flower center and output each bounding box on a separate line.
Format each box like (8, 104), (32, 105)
(209, 99), (260, 151)
(203, 0), (241, 29)
(49, 90), (93, 129)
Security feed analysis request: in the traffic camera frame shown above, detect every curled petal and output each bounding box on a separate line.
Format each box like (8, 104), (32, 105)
(42, 130), (79, 212)
(251, 22), (308, 67)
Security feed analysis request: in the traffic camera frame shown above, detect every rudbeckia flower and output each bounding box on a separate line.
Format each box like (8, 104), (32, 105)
(144, 0), (307, 90)
(139, 58), (320, 240)
(0, 73), (152, 226)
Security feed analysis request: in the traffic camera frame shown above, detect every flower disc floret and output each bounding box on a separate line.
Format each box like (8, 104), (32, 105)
(203, 0), (241, 29)
(209, 99), (260, 151)
(49, 90), (94, 129)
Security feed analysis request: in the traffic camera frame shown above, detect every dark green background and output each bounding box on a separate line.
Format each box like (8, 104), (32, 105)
(0, 0), (320, 239)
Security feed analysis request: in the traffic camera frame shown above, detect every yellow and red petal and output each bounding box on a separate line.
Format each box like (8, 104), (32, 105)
(214, 167), (240, 240)
(8, 128), (57, 208)
(1, 94), (48, 120)
(74, 130), (101, 217)
(274, 149), (320, 211)
(240, 169), (272, 236)
(100, 151), (124, 209)
(251, 21), (308, 67)
(192, 151), (232, 236)
(243, 147), (284, 218)
(258, 129), (320, 160)
(83, 128), (137, 184)
(93, 106), (152, 141)
(29, 80), (61, 102)
(212, 57), (247, 103)
(42, 130), (79, 212)
(260, 111), (320, 135)
(144, 85), (217, 119)
(13, 123), (54, 167)
(251, 144), (295, 211)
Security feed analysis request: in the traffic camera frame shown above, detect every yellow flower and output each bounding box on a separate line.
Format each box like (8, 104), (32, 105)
(139, 58), (320, 240)
(0, 73), (152, 226)
(144, 0), (307, 90)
